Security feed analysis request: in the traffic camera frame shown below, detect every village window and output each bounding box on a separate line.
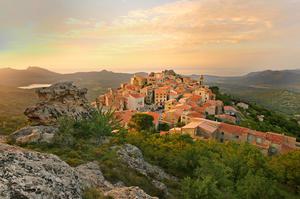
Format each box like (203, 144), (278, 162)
(247, 135), (254, 143)
(256, 137), (262, 144)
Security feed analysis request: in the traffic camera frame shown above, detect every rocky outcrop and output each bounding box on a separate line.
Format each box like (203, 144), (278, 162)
(104, 186), (158, 199)
(0, 143), (82, 199)
(10, 82), (94, 144)
(10, 125), (58, 144)
(75, 162), (158, 198)
(116, 144), (177, 195)
(76, 161), (114, 191)
(24, 82), (93, 125)
(0, 143), (158, 199)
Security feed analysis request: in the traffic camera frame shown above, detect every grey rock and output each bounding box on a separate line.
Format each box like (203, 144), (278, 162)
(76, 161), (114, 191)
(104, 186), (158, 199)
(0, 143), (158, 199)
(0, 143), (82, 199)
(11, 126), (58, 144)
(117, 144), (176, 181)
(25, 82), (94, 126)
(116, 144), (177, 195)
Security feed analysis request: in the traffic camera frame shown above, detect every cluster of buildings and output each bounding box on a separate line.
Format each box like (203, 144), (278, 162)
(94, 70), (299, 155)
(170, 118), (298, 155)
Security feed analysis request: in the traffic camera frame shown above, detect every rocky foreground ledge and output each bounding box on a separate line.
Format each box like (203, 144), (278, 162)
(25, 81), (94, 126)
(0, 143), (158, 199)
(11, 82), (94, 145)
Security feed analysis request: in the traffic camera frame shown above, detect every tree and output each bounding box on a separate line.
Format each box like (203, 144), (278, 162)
(236, 172), (281, 199)
(158, 123), (170, 131)
(182, 176), (222, 199)
(269, 150), (300, 193)
(128, 113), (154, 132)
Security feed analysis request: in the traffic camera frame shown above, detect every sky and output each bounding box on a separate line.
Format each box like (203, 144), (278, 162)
(0, 0), (300, 76)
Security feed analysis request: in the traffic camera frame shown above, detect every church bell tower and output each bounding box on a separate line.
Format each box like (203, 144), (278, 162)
(199, 75), (204, 86)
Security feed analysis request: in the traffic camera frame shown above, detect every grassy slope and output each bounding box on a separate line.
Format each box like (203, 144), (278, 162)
(0, 83), (107, 134)
(214, 83), (300, 116)
(0, 86), (37, 134)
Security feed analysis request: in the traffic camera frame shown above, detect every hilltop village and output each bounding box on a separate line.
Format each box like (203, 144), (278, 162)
(95, 70), (299, 155)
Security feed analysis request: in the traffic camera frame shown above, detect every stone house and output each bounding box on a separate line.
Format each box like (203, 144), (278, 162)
(127, 93), (145, 111)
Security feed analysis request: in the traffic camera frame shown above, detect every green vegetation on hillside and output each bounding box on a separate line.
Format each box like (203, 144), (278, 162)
(215, 84), (300, 115)
(128, 113), (155, 132)
(21, 110), (300, 198)
(0, 86), (36, 134)
(211, 86), (300, 141)
(0, 84), (106, 135)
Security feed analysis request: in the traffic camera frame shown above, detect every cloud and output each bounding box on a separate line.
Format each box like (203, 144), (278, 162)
(57, 0), (289, 55)
(1, 0), (300, 74)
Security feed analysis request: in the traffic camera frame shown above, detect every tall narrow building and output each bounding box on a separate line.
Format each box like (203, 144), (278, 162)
(199, 75), (204, 86)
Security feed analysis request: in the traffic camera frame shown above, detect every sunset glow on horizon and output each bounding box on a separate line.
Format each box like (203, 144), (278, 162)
(1, 0), (300, 75)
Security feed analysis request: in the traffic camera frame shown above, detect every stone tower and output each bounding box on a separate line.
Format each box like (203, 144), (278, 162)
(199, 75), (204, 86)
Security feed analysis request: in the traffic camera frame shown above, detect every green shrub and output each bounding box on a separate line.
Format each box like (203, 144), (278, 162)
(83, 188), (108, 199)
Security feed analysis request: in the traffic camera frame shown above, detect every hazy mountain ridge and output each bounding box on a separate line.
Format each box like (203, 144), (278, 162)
(200, 69), (300, 91)
(1, 67), (300, 116)
(1, 67), (299, 89)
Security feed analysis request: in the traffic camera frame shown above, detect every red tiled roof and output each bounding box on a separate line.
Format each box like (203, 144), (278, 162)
(215, 114), (236, 122)
(187, 112), (204, 118)
(125, 85), (139, 91)
(155, 88), (169, 94)
(115, 110), (136, 124)
(219, 123), (250, 136)
(189, 95), (202, 102)
(129, 93), (144, 99)
(174, 104), (191, 111)
(224, 106), (237, 112)
(193, 106), (206, 114)
(249, 130), (266, 138)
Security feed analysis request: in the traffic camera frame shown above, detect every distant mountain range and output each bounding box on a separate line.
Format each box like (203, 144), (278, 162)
(0, 66), (145, 88)
(188, 69), (300, 92)
(1, 67), (300, 90)
(0, 67), (148, 100)
(1, 66), (300, 115)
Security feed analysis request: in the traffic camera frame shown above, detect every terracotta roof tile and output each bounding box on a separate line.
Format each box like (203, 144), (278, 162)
(219, 123), (249, 136)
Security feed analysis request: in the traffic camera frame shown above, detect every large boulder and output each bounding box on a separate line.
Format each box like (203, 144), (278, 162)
(0, 143), (158, 199)
(117, 144), (176, 181)
(10, 125), (58, 144)
(116, 144), (177, 195)
(76, 161), (114, 191)
(0, 143), (82, 199)
(24, 82), (94, 125)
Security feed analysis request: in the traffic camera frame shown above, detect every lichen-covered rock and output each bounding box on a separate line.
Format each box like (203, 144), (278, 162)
(0, 143), (159, 199)
(11, 125), (58, 144)
(0, 143), (82, 199)
(116, 144), (177, 195)
(104, 186), (158, 199)
(76, 161), (114, 191)
(117, 144), (176, 181)
(25, 82), (94, 125)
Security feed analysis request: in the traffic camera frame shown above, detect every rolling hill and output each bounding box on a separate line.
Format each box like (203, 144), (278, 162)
(197, 69), (300, 92)
(0, 67), (148, 100)
(193, 69), (300, 115)
(1, 66), (300, 117)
